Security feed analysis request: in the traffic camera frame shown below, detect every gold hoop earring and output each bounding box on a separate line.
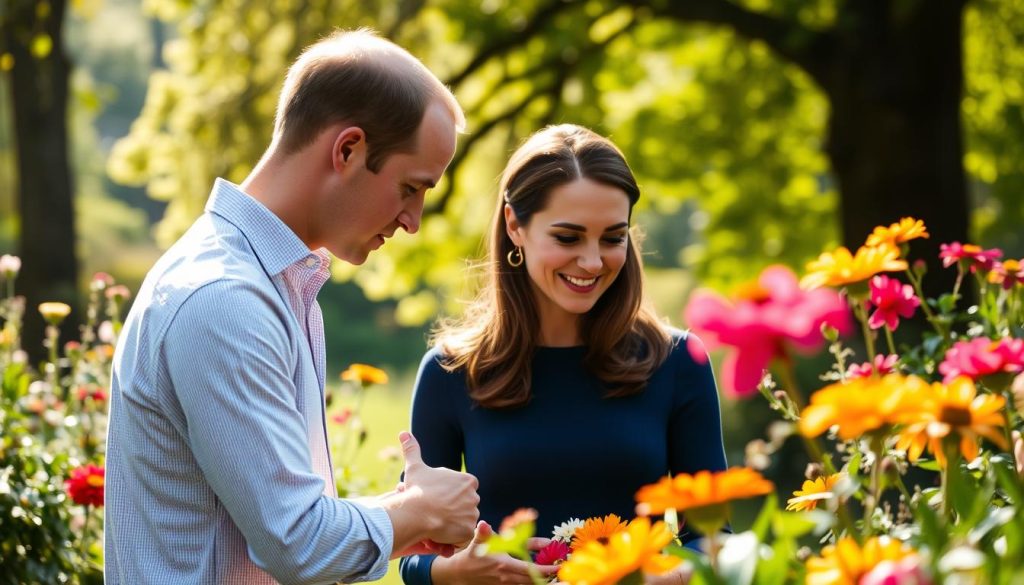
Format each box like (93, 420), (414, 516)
(506, 246), (524, 268)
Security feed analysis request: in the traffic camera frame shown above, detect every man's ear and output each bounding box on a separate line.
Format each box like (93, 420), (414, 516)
(504, 204), (523, 246)
(332, 127), (366, 172)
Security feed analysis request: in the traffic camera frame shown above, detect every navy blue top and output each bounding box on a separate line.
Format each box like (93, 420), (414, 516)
(399, 330), (727, 585)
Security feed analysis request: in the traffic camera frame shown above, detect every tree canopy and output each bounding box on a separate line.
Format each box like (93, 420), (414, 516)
(109, 0), (1024, 324)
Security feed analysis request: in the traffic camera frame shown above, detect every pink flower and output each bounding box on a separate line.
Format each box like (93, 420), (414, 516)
(76, 385), (108, 402)
(859, 556), (932, 585)
(939, 242), (1002, 272)
(331, 408), (353, 425)
(867, 276), (920, 331)
(847, 354), (900, 379)
(939, 338), (1024, 384)
(684, 265), (852, 397)
(987, 259), (1024, 290)
(534, 540), (569, 565)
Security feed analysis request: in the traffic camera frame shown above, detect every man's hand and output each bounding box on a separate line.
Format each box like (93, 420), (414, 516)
(384, 431), (479, 558)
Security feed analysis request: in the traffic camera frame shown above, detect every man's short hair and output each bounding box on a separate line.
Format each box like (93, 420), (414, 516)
(274, 28), (464, 172)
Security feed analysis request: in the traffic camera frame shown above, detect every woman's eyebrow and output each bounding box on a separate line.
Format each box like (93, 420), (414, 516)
(550, 221), (629, 232)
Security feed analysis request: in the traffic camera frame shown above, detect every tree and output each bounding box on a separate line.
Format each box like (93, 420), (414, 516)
(1, 0), (79, 353)
(112, 0), (1024, 323)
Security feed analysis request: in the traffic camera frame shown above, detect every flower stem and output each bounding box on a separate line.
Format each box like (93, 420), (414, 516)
(81, 504), (91, 561)
(904, 268), (944, 336)
(851, 302), (877, 361)
(884, 326), (897, 356)
(941, 438), (960, 522)
(862, 434), (886, 538)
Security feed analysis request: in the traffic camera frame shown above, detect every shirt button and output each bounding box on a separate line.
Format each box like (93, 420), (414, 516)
(305, 257), (318, 268)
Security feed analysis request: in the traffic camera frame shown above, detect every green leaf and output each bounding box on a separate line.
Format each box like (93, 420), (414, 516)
(751, 493), (777, 542)
(771, 511), (818, 539)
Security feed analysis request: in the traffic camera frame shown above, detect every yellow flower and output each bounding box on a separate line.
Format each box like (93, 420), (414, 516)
(38, 302), (72, 325)
(894, 376), (1008, 467)
(558, 518), (680, 585)
(786, 473), (843, 512)
(340, 363), (389, 386)
(799, 374), (931, 440)
(635, 468), (773, 516)
(805, 536), (918, 585)
(800, 244), (907, 290)
(865, 217), (930, 247)
(570, 514), (630, 551)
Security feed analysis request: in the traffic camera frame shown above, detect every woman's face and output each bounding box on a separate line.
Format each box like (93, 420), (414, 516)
(506, 177), (631, 330)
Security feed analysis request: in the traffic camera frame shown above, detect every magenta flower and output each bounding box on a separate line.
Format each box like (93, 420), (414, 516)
(860, 556), (932, 585)
(939, 338), (1024, 384)
(534, 540), (569, 565)
(684, 265), (852, 397)
(939, 242), (1002, 272)
(867, 275), (920, 331)
(847, 354), (900, 379)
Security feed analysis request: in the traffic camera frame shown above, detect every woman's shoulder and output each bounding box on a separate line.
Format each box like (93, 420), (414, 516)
(660, 326), (710, 368)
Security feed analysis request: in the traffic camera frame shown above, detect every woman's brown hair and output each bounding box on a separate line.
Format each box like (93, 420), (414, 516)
(434, 124), (671, 408)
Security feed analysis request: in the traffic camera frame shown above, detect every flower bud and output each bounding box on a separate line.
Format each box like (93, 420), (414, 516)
(0, 254), (21, 278)
(38, 302), (71, 325)
(804, 462), (825, 480)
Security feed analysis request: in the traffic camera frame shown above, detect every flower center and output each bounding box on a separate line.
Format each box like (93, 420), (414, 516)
(939, 405), (972, 427)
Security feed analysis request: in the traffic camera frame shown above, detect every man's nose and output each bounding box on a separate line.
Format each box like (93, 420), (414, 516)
(398, 194), (425, 234)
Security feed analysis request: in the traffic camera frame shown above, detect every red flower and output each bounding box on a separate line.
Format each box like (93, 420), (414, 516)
(939, 242), (1002, 272)
(847, 354), (900, 379)
(66, 464), (105, 507)
(939, 338), (1024, 384)
(867, 275), (920, 331)
(535, 540), (570, 565)
(684, 265), (852, 396)
(76, 385), (107, 402)
(331, 408), (353, 425)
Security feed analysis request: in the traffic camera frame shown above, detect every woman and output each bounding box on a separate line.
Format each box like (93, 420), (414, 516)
(400, 124), (727, 585)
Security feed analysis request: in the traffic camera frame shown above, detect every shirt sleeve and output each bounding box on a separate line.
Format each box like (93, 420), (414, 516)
(398, 349), (464, 585)
(667, 332), (729, 545)
(163, 279), (393, 584)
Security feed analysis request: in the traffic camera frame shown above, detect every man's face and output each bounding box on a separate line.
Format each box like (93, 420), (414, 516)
(320, 101), (457, 264)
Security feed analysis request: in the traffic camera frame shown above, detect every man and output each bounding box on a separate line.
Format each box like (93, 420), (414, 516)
(105, 29), (479, 585)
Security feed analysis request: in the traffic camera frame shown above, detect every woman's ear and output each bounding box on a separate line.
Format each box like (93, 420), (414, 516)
(504, 204), (523, 246)
(332, 126), (366, 172)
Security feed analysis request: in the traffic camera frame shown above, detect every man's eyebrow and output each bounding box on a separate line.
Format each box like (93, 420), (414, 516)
(410, 176), (437, 189)
(550, 221), (629, 232)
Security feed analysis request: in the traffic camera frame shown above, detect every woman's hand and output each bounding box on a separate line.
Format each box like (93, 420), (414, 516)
(431, 520), (560, 585)
(643, 566), (691, 585)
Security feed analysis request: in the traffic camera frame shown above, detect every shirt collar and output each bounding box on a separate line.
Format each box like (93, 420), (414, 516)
(205, 178), (327, 276)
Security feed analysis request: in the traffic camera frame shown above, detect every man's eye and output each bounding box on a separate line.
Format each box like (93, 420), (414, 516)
(404, 184), (419, 196)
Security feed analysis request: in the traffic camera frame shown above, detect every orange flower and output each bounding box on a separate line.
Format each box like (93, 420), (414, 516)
(894, 376), (1008, 467)
(800, 244), (907, 290)
(340, 363), (389, 386)
(865, 217), (929, 247)
(570, 514), (630, 550)
(635, 467), (773, 516)
(799, 374), (931, 440)
(805, 536), (919, 585)
(65, 464), (105, 507)
(558, 518), (680, 585)
(786, 473), (843, 512)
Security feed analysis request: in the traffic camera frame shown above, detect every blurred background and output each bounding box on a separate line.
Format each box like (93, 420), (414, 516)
(2, 0), (1023, 581)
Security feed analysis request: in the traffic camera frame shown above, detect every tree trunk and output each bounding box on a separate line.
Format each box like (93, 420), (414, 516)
(824, 0), (969, 301)
(4, 0), (79, 359)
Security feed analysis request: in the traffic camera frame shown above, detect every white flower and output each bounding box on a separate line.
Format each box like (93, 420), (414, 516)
(0, 254), (20, 277)
(98, 320), (116, 344)
(551, 518), (584, 543)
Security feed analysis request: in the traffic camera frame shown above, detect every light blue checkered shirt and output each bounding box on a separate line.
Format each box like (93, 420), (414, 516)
(105, 179), (393, 584)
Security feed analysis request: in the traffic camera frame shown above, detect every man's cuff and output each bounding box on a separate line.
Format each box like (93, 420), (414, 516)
(345, 499), (395, 582)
